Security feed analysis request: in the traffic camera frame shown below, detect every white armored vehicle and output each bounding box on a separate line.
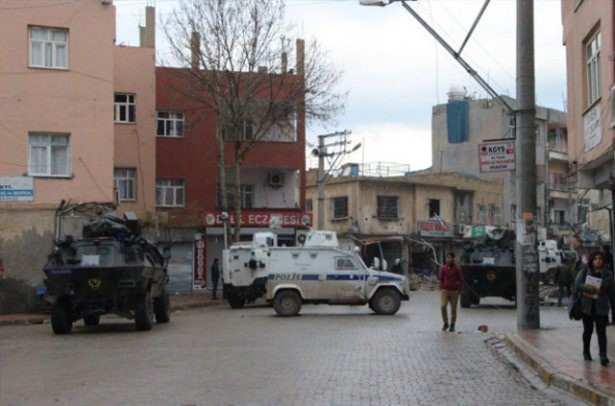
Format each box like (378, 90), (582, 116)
(222, 230), (410, 316)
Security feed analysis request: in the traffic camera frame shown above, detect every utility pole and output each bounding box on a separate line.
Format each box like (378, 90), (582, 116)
(515, 0), (539, 330)
(313, 130), (357, 230)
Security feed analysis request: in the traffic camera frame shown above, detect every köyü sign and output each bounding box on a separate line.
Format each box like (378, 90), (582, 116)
(418, 219), (453, 238)
(478, 140), (515, 172)
(0, 177), (34, 201)
(204, 211), (311, 227)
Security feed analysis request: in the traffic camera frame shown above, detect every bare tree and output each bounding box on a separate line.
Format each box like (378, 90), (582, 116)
(163, 0), (346, 242)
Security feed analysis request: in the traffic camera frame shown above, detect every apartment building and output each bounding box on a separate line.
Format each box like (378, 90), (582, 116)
(561, 0), (615, 247)
(155, 44), (309, 291)
(431, 91), (578, 242)
(305, 165), (503, 274)
(0, 1), (156, 310)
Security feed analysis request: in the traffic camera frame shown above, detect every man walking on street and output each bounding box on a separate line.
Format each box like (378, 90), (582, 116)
(440, 252), (463, 332)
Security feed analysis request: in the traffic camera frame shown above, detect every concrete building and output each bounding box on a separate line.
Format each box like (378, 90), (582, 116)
(561, 0), (615, 248)
(305, 164), (504, 273)
(0, 0), (156, 311)
(431, 92), (578, 243)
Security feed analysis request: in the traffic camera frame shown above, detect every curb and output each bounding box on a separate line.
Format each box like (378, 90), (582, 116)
(505, 333), (615, 406)
(0, 299), (220, 327)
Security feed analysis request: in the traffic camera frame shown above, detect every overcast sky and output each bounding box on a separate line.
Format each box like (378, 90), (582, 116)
(115, 0), (566, 172)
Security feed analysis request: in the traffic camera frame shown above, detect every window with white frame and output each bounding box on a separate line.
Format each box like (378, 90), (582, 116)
(114, 168), (137, 202)
(156, 179), (185, 207)
(306, 198), (313, 213)
(114, 93), (136, 123)
(28, 133), (70, 177)
(29, 26), (68, 69)
(331, 197), (348, 220)
(586, 30), (601, 106)
(377, 195), (399, 220)
(157, 112), (184, 137)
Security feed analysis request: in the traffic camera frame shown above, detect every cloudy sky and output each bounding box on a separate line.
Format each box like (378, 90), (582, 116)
(115, 0), (567, 172)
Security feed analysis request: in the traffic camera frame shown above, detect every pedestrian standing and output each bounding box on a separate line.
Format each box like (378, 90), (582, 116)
(439, 252), (463, 332)
(211, 258), (220, 300)
(574, 252), (613, 366)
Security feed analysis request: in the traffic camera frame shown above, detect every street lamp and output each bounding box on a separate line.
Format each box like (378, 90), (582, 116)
(220, 211), (229, 249)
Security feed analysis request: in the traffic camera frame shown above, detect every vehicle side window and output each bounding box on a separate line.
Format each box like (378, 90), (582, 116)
(335, 256), (357, 271)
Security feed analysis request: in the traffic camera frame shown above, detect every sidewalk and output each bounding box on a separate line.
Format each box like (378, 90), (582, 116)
(506, 325), (615, 405)
(0, 290), (221, 326)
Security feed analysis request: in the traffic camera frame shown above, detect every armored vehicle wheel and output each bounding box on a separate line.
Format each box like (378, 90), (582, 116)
(83, 314), (100, 326)
(460, 291), (472, 308)
(370, 288), (401, 315)
(135, 292), (154, 331)
(154, 289), (170, 323)
(227, 293), (246, 309)
(51, 298), (72, 334)
(273, 290), (302, 317)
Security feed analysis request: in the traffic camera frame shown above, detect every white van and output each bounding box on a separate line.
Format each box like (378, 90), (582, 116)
(222, 231), (410, 316)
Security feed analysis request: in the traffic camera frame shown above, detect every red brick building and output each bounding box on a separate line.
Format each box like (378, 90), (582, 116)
(155, 58), (309, 291)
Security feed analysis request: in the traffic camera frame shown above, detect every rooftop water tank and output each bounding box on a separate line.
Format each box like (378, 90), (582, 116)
(447, 85), (466, 101)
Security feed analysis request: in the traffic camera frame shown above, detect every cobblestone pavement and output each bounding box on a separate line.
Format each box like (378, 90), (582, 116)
(0, 292), (580, 406)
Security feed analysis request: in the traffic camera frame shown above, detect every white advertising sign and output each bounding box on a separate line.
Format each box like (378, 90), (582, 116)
(478, 140), (515, 172)
(0, 177), (34, 201)
(583, 104), (601, 151)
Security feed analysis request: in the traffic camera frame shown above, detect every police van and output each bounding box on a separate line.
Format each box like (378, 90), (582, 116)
(222, 230), (410, 316)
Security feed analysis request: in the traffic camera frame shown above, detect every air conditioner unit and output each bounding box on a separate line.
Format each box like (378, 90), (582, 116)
(268, 171), (285, 188)
(295, 229), (309, 246)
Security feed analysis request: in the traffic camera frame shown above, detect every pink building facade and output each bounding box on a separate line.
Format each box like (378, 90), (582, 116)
(562, 0), (615, 245)
(0, 1), (156, 308)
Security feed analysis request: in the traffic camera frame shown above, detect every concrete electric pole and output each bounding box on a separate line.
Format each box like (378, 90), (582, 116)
(515, 0), (539, 330)
(313, 130), (357, 230)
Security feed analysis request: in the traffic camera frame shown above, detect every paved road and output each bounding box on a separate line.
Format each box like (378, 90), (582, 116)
(0, 291), (579, 405)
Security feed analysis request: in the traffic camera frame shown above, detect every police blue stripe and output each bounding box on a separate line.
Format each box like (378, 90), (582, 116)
(301, 274), (319, 280)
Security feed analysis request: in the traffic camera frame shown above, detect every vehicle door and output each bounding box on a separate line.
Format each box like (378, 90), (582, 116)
(325, 254), (366, 304)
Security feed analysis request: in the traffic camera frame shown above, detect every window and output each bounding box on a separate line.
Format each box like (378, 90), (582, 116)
(577, 199), (589, 224)
(477, 204), (487, 224)
(547, 128), (567, 152)
(217, 184), (253, 209)
(29, 26), (68, 69)
(335, 256), (357, 270)
(114, 168), (136, 202)
(377, 195), (398, 220)
(28, 133), (70, 177)
(489, 204), (501, 225)
(114, 93), (136, 123)
(331, 197), (348, 219)
(428, 199), (440, 218)
(156, 179), (185, 207)
(553, 209), (566, 225)
(221, 120), (254, 141)
(550, 172), (568, 190)
(586, 31), (601, 106)
(306, 198), (313, 213)
(157, 112), (184, 137)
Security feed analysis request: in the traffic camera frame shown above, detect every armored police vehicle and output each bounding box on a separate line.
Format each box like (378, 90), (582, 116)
(43, 212), (171, 334)
(222, 230), (410, 316)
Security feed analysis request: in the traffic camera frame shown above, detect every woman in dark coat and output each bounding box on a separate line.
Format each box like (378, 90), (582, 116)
(575, 251), (613, 366)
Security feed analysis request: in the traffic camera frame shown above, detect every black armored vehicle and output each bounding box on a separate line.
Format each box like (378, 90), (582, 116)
(459, 229), (516, 308)
(43, 212), (170, 334)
